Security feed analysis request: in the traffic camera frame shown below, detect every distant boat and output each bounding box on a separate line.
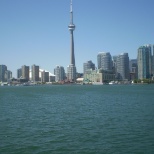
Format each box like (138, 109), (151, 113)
(109, 81), (117, 85)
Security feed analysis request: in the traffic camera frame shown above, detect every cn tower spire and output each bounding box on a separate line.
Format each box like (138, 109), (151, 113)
(68, 0), (75, 66)
(67, 0), (76, 82)
(70, 0), (73, 24)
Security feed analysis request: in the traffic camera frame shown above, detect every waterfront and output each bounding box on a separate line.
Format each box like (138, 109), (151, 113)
(0, 85), (154, 154)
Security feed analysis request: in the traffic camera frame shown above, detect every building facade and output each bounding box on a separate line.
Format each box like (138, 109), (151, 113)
(116, 53), (129, 80)
(129, 59), (138, 80)
(17, 68), (22, 79)
(84, 69), (115, 83)
(41, 71), (49, 83)
(54, 66), (65, 82)
(0, 65), (7, 82)
(97, 52), (112, 70)
(31, 64), (39, 82)
(83, 60), (95, 74)
(22, 65), (29, 81)
(5, 70), (12, 82)
(137, 45), (152, 79)
(67, 64), (76, 82)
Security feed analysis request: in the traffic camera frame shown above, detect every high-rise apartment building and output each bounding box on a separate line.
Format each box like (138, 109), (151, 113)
(129, 59), (138, 80)
(41, 71), (49, 83)
(112, 56), (118, 75)
(129, 59), (137, 72)
(97, 52), (112, 71)
(0, 65), (7, 82)
(137, 45), (152, 79)
(67, 0), (76, 82)
(54, 66), (65, 82)
(22, 65), (29, 81)
(67, 64), (76, 81)
(5, 70), (12, 82)
(17, 68), (22, 78)
(31, 64), (39, 82)
(116, 53), (129, 80)
(83, 60), (95, 74)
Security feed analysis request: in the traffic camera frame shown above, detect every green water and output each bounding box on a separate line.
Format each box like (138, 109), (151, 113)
(0, 85), (154, 154)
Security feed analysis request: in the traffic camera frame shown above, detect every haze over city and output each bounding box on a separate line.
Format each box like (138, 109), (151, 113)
(0, 0), (154, 77)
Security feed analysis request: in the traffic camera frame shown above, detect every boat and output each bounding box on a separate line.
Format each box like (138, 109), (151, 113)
(109, 81), (117, 85)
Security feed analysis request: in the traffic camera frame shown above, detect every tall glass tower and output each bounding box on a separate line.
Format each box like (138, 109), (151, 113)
(137, 45), (152, 79)
(67, 0), (76, 82)
(116, 53), (129, 80)
(97, 52), (112, 70)
(0, 65), (7, 82)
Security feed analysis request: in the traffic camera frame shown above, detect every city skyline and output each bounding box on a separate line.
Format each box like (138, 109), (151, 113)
(0, 0), (154, 77)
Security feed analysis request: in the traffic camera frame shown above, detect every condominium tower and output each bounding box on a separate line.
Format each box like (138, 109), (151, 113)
(54, 66), (65, 82)
(31, 64), (39, 82)
(67, 0), (76, 82)
(137, 45), (152, 79)
(17, 68), (22, 78)
(22, 65), (29, 81)
(0, 65), (7, 82)
(97, 52), (112, 70)
(83, 61), (95, 74)
(41, 71), (49, 83)
(116, 53), (129, 80)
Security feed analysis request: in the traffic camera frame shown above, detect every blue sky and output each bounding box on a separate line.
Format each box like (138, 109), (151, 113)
(0, 0), (154, 77)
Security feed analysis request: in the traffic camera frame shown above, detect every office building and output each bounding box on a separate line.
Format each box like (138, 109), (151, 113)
(5, 70), (12, 82)
(116, 53), (129, 80)
(17, 68), (22, 78)
(67, 0), (76, 82)
(112, 56), (118, 75)
(137, 45), (152, 79)
(31, 64), (39, 82)
(83, 60), (95, 74)
(67, 64), (76, 82)
(41, 71), (49, 83)
(97, 52), (112, 71)
(129, 59), (138, 80)
(0, 65), (7, 82)
(54, 66), (65, 82)
(84, 69), (115, 83)
(22, 65), (29, 81)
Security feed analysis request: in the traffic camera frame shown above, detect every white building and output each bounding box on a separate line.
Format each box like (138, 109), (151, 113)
(54, 66), (65, 82)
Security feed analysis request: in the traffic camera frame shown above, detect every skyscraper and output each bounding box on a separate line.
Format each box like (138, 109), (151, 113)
(137, 45), (152, 79)
(116, 53), (129, 80)
(22, 65), (29, 81)
(83, 61), (95, 74)
(5, 70), (12, 82)
(112, 56), (118, 75)
(54, 66), (65, 82)
(0, 65), (7, 82)
(41, 71), (49, 83)
(129, 59), (138, 80)
(67, 0), (76, 82)
(17, 68), (22, 78)
(31, 64), (39, 82)
(97, 52), (112, 70)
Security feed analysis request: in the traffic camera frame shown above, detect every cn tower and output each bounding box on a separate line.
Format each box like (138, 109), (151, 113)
(67, 0), (76, 82)
(68, 0), (75, 66)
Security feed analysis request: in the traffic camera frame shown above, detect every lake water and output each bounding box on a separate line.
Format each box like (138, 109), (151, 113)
(0, 84), (154, 154)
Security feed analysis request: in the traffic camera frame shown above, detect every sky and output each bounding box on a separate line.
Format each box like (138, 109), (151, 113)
(0, 0), (154, 77)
